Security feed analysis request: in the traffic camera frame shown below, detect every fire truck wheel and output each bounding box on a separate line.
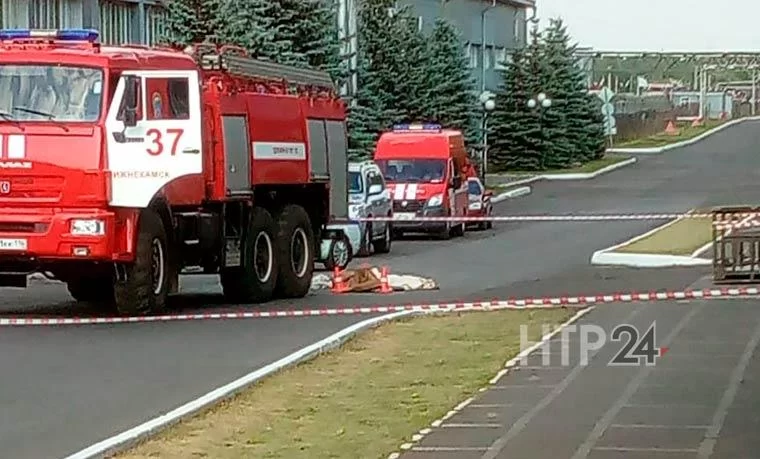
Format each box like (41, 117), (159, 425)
(274, 205), (315, 299)
(113, 209), (169, 315)
(67, 276), (114, 304)
(220, 207), (278, 304)
(373, 222), (392, 254)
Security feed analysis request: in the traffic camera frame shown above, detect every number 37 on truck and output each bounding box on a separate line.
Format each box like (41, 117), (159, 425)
(0, 28), (352, 315)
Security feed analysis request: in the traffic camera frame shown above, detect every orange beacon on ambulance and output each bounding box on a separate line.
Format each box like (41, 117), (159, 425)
(373, 124), (469, 240)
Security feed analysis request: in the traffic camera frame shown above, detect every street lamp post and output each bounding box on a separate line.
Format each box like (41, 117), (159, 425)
(527, 92), (552, 169)
(479, 91), (496, 185)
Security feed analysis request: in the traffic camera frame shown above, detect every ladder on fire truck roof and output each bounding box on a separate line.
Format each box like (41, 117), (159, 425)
(190, 43), (336, 91)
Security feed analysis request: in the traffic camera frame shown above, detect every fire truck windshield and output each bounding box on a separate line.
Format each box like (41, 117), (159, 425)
(0, 64), (103, 122)
(376, 159), (447, 183)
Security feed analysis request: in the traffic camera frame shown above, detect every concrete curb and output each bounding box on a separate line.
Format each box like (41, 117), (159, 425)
(541, 156), (637, 180)
(492, 185), (531, 203)
(590, 250), (711, 267)
(589, 209), (711, 268)
(62, 310), (418, 459)
(607, 116), (760, 155)
(488, 156), (638, 188)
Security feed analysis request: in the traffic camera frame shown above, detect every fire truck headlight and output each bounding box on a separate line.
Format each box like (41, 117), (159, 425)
(71, 219), (105, 236)
(427, 194), (443, 207)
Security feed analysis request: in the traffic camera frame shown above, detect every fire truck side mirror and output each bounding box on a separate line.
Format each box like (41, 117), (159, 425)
(122, 76), (139, 127)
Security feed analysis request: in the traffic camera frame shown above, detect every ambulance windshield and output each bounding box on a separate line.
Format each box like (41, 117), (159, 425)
(376, 159), (447, 183)
(0, 64), (103, 122)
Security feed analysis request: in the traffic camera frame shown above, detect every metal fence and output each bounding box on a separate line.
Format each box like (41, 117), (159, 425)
(608, 93), (675, 142)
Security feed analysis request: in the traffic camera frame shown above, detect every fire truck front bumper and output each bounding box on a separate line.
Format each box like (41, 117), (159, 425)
(0, 208), (133, 267)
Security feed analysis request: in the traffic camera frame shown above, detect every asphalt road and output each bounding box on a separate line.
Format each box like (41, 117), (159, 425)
(2, 120), (760, 459)
(399, 289), (760, 459)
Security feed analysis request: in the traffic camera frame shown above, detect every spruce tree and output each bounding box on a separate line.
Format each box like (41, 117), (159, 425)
(388, 15), (431, 122)
(490, 20), (606, 171)
(283, 0), (348, 86)
(160, 0), (225, 47)
(541, 18), (605, 164)
(346, 0), (410, 159)
(216, 0), (288, 60)
(489, 28), (546, 171)
(531, 24), (575, 170)
(216, 0), (346, 86)
(422, 19), (479, 145)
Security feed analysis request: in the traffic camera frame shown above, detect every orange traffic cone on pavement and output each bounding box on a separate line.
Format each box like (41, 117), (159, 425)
(332, 266), (349, 293)
(665, 120), (679, 135)
(691, 117), (704, 127)
(378, 266), (393, 294)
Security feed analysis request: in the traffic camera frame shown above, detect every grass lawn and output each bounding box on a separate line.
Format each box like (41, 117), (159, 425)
(116, 309), (574, 459)
(503, 153), (631, 177)
(614, 215), (712, 256)
(616, 119), (725, 149)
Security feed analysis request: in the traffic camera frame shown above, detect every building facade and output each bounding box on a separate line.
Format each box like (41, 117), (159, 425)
(1, 0), (169, 46)
(396, 0), (533, 92)
(1, 0), (532, 96)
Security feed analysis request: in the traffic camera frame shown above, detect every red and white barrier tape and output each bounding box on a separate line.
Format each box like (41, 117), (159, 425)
(339, 212), (760, 224)
(1, 286), (758, 327)
(715, 219), (760, 230)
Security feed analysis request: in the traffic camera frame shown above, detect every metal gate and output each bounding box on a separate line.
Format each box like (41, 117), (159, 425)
(712, 205), (760, 283)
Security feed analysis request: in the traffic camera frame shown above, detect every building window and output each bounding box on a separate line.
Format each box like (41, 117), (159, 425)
(100, 0), (134, 45)
(484, 46), (493, 70)
(3, 0), (85, 29)
(3, 0), (30, 28)
(494, 47), (508, 70)
(468, 44), (480, 69)
(514, 15), (521, 44)
(146, 4), (169, 45)
(29, 0), (59, 28)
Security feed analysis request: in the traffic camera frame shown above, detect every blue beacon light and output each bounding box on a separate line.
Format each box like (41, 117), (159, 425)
(0, 28), (99, 42)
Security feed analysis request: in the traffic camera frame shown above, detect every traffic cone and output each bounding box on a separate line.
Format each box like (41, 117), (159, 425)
(378, 266), (393, 294)
(691, 117), (703, 127)
(332, 266), (349, 294)
(665, 120), (679, 135)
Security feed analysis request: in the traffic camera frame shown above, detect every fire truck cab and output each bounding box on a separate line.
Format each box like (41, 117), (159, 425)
(0, 29), (349, 315)
(373, 124), (468, 239)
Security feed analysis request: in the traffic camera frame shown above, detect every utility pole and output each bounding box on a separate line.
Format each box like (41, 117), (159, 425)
(480, 0), (496, 96)
(479, 0), (496, 153)
(699, 66), (708, 120)
(752, 67), (757, 116)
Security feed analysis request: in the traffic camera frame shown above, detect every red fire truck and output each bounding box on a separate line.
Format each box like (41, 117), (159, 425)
(0, 29), (349, 315)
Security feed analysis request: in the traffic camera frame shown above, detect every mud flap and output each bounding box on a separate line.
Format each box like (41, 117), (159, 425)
(0, 273), (27, 287)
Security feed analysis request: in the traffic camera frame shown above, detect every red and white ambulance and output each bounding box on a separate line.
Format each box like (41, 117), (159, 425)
(373, 124), (469, 240)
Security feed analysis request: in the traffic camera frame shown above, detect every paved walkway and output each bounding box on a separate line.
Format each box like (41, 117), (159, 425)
(399, 298), (760, 459)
